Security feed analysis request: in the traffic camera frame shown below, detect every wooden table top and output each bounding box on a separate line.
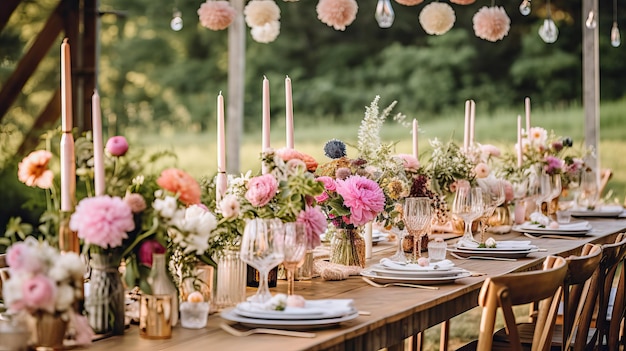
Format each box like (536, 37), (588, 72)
(83, 218), (626, 351)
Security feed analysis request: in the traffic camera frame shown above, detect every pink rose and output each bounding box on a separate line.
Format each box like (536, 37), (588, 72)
(395, 154), (420, 171)
(105, 136), (129, 156)
(245, 174), (279, 207)
(474, 162), (490, 178)
(22, 274), (57, 313)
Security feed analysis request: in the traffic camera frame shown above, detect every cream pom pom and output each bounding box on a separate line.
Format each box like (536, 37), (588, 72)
(419, 2), (455, 35)
(197, 0), (236, 31)
(472, 6), (511, 42)
(251, 21), (281, 43)
(316, 0), (359, 31)
(394, 0), (424, 6)
(450, 0), (476, 5)
(244, 0), (281, 27)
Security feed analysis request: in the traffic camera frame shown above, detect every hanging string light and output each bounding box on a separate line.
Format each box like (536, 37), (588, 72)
(375, 0), (395, 28)
(538, 0), (558, 43)
(611, 0), (621, 47)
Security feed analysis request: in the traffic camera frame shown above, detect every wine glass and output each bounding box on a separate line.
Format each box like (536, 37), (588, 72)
(403, 197), (432, 262)
(477, 180), (506, 242)
(451, 187), (484, 246)
(280, 222), (307, 296)
(239, 218), (285, 304)
(388, 226), (408, 263)
(546, 174), (562, 216)
(578, 170), (599, 210)
(529, 172), (552, 215)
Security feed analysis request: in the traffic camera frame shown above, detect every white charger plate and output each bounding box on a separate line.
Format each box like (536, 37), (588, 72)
(221, 308), (360, 330)
(570, 209), (624, 218)
(448, 247), (539, 259)
(514, 222), (591, 235)
(360, 268), (471, 285)
(368, 264), (466, 278)
(233, 300), (355, 320)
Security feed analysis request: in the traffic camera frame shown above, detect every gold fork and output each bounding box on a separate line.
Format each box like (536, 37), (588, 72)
(361, 277), (439, 290)
(523, 232), (581, 241)
(220, 323), (316, 338)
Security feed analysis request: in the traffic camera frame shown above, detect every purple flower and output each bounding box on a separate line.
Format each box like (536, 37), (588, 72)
(70, 195), (135, 249)
(544, 156), (564, 175)
(106, 136), (129, 156)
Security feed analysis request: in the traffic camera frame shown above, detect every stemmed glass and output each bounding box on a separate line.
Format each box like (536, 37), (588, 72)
(477, 180), (506, 243)
(529, 172), (552, 215)
(546, 174), (562, 216)
(578, 170), (599, 210)
(451, 187), (484, 245)
(279, 222), (307, 296)
(240, 218), (285, 303)
(403, 197), (432, 262)
(389, 226), (408, 263)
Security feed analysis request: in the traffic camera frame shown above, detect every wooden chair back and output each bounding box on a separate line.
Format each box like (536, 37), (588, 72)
(0, 253), (7, 302)
(596, 233), (626, 350)
(475, 255), (568, 351)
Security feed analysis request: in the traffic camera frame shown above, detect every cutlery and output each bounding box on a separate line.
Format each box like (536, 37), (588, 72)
(523, 232), (581, 241)
(449, 252), (517, 262)
(220, 323), (316, 338)
(361, 277), (439, 290)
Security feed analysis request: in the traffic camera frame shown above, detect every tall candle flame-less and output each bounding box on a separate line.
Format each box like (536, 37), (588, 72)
(216, 92), (227, 202)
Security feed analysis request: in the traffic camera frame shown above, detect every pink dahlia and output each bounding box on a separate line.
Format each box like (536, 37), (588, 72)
(197, 0), (236, 31)
(296, 206), (327, 249)
(17, 150), (54, 189)
(157, 168), (201, 205)
(336, 175), (385, 227)
(316, 0), (358, 31)
(245, 173), (279, 207)
(472, 6), (510, 42)
(70, 195), (135, 249)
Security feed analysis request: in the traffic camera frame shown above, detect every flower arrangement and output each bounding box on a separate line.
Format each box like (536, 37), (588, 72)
(423, 138), (476, 200)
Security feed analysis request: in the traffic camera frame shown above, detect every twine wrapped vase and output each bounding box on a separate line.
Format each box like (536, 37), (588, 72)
(33, 311), (69, 349)
(85, 252), (125, 335)
(330, 227), (365, 267)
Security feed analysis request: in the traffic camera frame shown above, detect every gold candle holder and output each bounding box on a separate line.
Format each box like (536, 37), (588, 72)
(139, 294), (173, 339)
(58, 211), (80, 254)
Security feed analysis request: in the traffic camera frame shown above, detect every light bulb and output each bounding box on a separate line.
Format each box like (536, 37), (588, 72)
(611, 22), (621, 47)
(538, 18), (559, 43)
(585, 11), (597, 29)
(375, 0), (395, 28)
(170, 10), (183, 31)
(519, 0), (531, 16)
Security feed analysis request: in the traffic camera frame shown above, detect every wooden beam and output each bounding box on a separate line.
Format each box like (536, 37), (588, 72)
(0, 0), (21, 33)
(582, 0), (600, 172)
(75, 0), (98, 132)
(17, 89), (62, 157)
(226, 0), (245, 173)
(0, 1), (64, 122)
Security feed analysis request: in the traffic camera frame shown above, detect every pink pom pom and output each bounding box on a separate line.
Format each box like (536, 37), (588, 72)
(472, 6), (511, 42)
(197, 0), (236, 31)
(316, 0), (358, 31)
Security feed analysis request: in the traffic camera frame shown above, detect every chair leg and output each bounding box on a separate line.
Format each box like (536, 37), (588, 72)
(440, 321), (450, 351)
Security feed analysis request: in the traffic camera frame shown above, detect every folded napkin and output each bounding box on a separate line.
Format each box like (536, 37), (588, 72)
(456, 240), (532, 249)
(553, 221), (590, 230)
(236, 298), (355, 316)
(379, 258), (454, 270)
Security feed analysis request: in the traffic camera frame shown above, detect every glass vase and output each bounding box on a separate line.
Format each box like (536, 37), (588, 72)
(214, 249), (247, 310)
(147, 253), (178, 327)
(296, 250), (314, 280)
(85, 252), (125, 335)
(330, 227), (365, 267)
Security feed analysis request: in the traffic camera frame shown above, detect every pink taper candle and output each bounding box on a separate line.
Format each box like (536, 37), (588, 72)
(524, 97), (531, 134)
(60, 38), (75, 212)
(469, 100), (476, 147)
(517, 115), (523, 168)
(92, 90), (105, 196)
(216, 92), (227, 201)
(285, 76), (294, 149)
(412, 119), (419, 159)
(463, 100), (470, 152)
(262, 76), (271, 151)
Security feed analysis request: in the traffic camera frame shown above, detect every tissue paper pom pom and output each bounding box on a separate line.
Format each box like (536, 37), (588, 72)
(245, 0), (281, 27)
(197, 0), (236, 31)
(450, 0), (476, 5)
(472, 6), (511, 42)
(251, 21), (281, 43)
(316, 0), (358, 31)
(419, 2), (455, 35)
(394, 0), (424, 6)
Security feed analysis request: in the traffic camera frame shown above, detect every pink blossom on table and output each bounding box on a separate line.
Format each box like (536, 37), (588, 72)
(566, 158), (584, 174)
(395, 154), (420, 171)
(296, 206), (327, 249)
(474, 162), (491, 178)
(317, 176), (337, 192)
(336, 175), (385, 227)
(157, 168), (202, 205)
(70, 195), (135, 249)
(219, 194), (241, 219)
(6, 241), (45, 273)
(544, 156), (564, 175)
(315, 191), (330, 203)
(124, 192), (147, 213)
(197, 0), (236, 31)
(138, 240), (166, 267)
(449, 179), (471, 193)
(316, 0), (358, 31)
(472, 6), (510, 42)
(105, 136), (129, 156)
(551, 140), (564, 152)
(245, 173), (279, 207)
(480, 144), (501, 158)
(17, 150), (54, 189)
(22, 274), (57, 313)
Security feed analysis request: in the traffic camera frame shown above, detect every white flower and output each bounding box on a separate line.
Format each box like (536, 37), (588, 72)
(251, 21), (280, 43)
(264, 293), (288, 310)
(49, 253), (84, 282)
(153, 195), (179, 218)
(184, 234), (211, 256)
(219, 194), (241, 219)
(530, 212), (551, 226)
(2, 273), (28, 307)
(527, 127), (548, 147)
(485, 237), (497, 248)
(54, 284), (75, 312)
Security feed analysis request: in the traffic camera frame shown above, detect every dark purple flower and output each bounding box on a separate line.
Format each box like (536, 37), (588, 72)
(551, 141), (564, 152)
(323, 139), (347, 159)
(544, 156), (564, 175)
(106, 136), (129, 156)
(138, 240), (166, 267)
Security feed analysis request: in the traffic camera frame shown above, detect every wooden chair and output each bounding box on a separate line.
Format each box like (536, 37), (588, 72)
(0, 253), (7, 304)
(456, 255), (568, 351)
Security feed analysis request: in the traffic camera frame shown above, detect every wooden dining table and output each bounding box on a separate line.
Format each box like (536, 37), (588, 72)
(83, 218), (626, 351)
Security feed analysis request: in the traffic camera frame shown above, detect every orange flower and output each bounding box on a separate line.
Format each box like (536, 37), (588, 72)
(18, 150), (54, 189)
(276, 148), (318, 172)
(156, 168), (201, 205)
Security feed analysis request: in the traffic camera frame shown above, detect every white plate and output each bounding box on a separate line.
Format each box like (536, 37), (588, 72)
(368, 264), (467, 278)
(221, 308), (360, 330)
(454, 244), (537, 252)
(379, 258), (455, 271)
(570, 209), (624, 218)
(514, 222), (591, 235)
(448, 247), (539, 259)
(233, 300), (355, 320)
(360, 268), (471, 285)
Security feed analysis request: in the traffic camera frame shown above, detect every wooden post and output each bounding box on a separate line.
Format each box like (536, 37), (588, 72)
(582, 0), (600, 172)
(227, 0), (245, 173)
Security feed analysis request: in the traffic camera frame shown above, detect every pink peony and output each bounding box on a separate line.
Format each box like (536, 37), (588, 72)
(317, 176), (337, 191)
(395, 154), (420, 171)
(296, 206), (327, 249)
(105, 136), (129, 156)
(70, 195), (135, 249)
(22, 274), (57, 313)
(6, 242), (44, 273)
(157, 168), (201, 205)
(124, 192), (147, 213)
(138, 240), (166, 267)
(17, 150), (54, 189)
(316, 0), (358, 31)
(472, 6), (511, 42)
(197, 0), (236, 30)
(335, 175), (385, 227)
(245, 173), (279, 207)
(480, 144), (501, 158)
(474, 162), (491, 178)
